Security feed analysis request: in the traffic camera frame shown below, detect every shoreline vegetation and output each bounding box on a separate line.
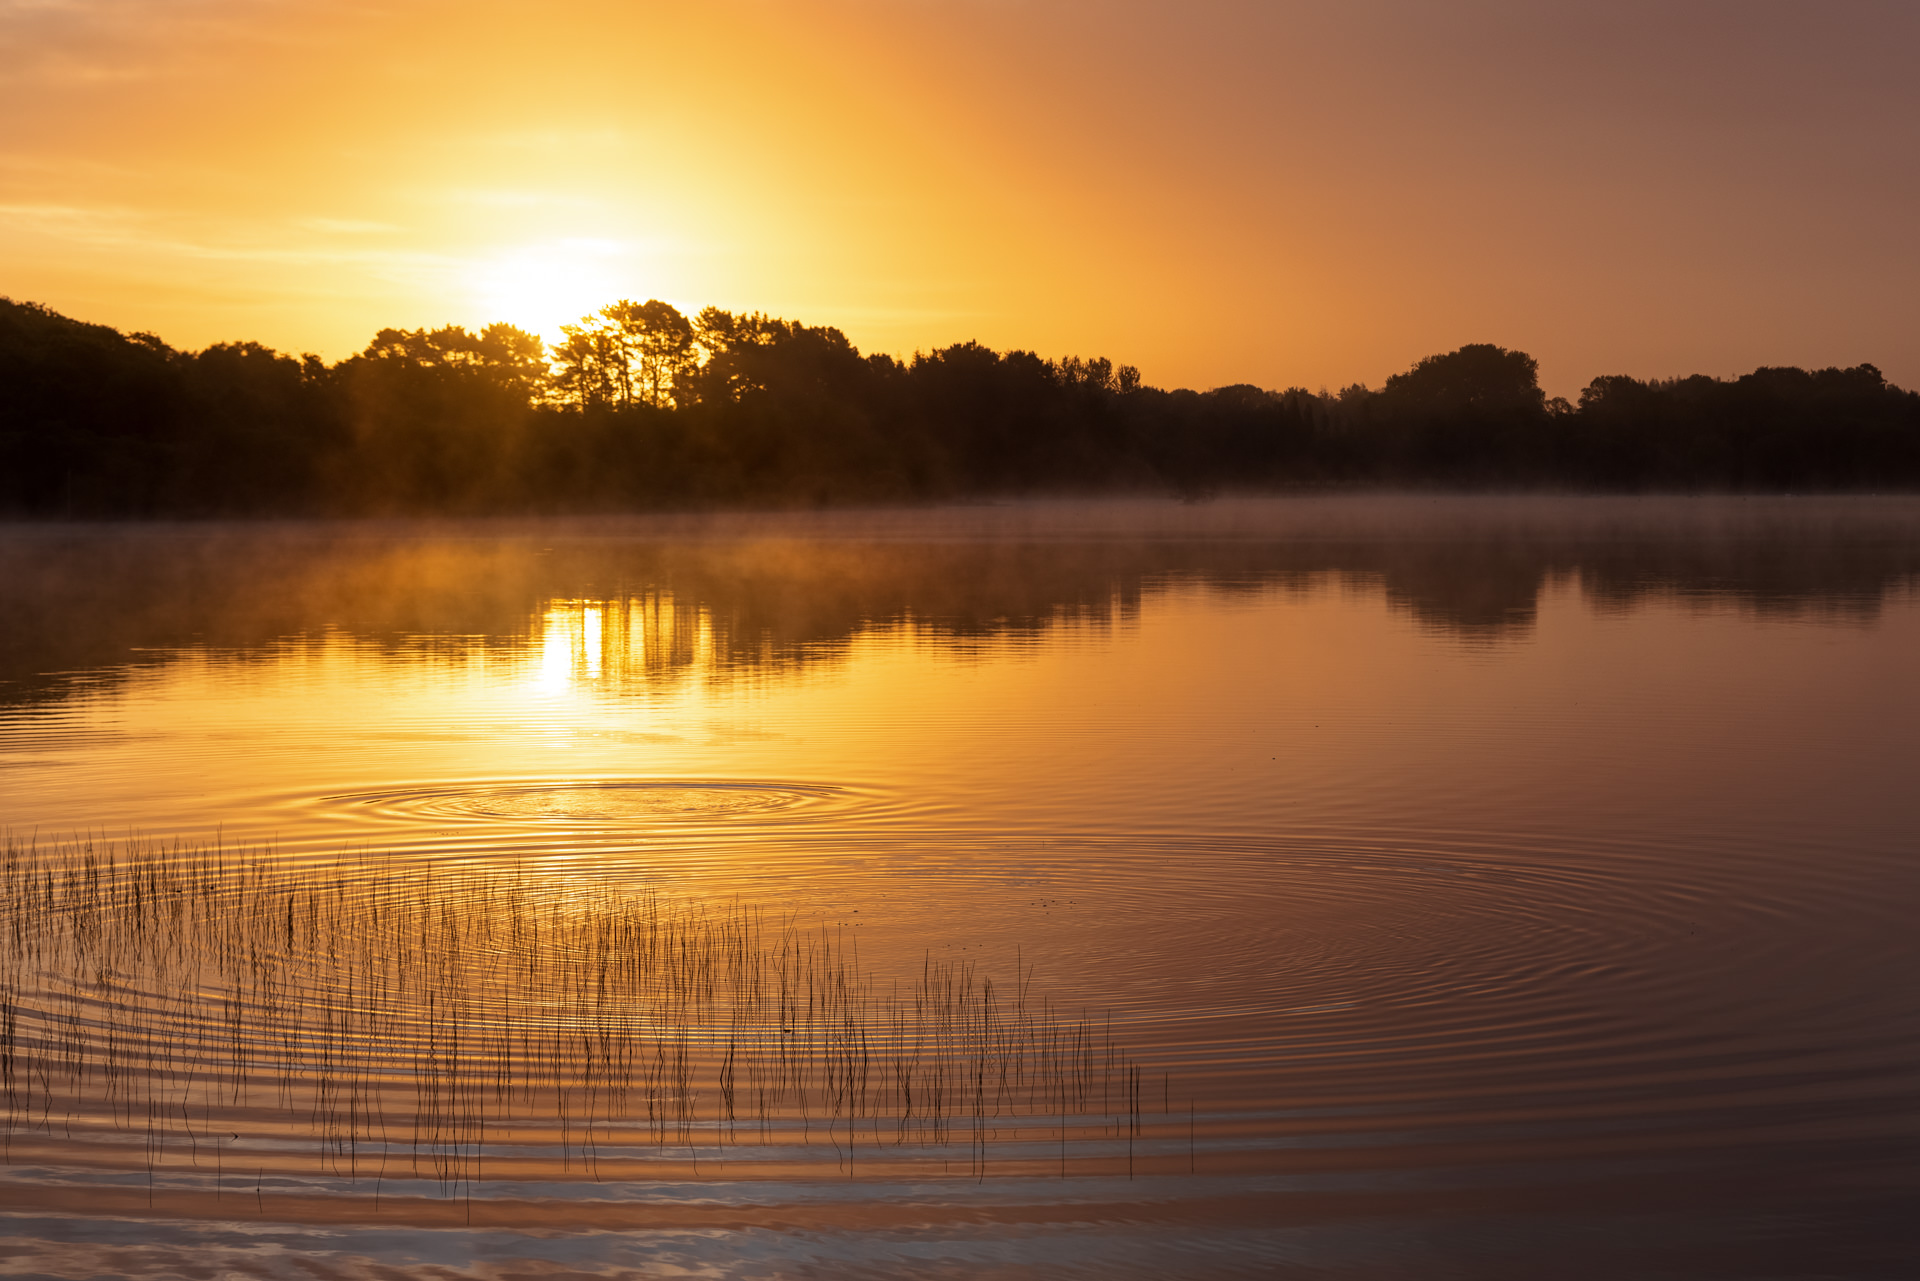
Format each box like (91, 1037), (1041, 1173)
(4, 296), (1918, 517)
(0, 836), (1165, 1200)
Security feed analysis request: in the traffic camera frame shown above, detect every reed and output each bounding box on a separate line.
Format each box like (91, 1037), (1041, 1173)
(0, 836), (1159, 1199)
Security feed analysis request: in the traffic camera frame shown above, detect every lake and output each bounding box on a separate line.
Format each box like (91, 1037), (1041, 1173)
(2, 496), (1917, 1278)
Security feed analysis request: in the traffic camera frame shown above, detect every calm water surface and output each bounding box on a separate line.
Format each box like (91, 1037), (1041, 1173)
(1, 497), (1917, 1278)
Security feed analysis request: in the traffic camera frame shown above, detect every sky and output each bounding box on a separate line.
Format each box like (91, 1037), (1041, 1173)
(2, 0), (1916, 397)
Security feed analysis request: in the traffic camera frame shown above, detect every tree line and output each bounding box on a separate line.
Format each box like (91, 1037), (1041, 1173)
(3, 294), (1917, 516)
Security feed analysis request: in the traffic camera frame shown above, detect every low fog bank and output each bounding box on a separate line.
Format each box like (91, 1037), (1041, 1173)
(5, 495), (1918, 713)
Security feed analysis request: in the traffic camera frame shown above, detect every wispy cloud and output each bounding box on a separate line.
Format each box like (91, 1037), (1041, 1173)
(0, 200), (458, 281)
(445, 188), (606, 212)
(0, 0), (381, 88)
(297, 217), (401, 235)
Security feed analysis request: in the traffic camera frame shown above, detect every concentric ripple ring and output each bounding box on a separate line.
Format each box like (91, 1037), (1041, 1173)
(324, 779), (856, 826)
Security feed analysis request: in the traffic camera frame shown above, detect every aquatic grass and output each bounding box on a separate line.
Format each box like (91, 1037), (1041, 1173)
(0, 835), (1162, 1203)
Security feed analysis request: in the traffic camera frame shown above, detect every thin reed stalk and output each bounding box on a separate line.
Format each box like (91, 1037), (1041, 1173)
(0, 835), (1166, 1194)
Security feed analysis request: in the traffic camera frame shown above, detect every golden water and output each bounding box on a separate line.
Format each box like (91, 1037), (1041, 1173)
(1, 497), (1916, 1278)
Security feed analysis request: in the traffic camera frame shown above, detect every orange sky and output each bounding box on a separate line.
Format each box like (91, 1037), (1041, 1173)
(3, 0), (1915, 396)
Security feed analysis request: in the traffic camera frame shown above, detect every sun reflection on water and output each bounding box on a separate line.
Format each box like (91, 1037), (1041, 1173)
(531, 592), (733, 699)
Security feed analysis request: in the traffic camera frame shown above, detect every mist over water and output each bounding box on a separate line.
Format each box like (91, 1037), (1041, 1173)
(2, 496), (1918, 1278)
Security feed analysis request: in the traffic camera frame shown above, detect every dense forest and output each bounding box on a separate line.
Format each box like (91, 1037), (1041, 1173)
(3, 295), (1917, 515)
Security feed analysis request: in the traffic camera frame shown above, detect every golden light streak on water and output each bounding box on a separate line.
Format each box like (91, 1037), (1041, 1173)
(1, 499), (1917, 1277)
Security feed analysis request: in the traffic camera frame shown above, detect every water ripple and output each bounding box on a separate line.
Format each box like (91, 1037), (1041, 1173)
(324, 779), (858, 827)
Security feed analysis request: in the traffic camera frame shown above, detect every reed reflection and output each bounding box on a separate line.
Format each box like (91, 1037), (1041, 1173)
(2, 499), (1918, 1275)
(0, 836), (1160, 1199)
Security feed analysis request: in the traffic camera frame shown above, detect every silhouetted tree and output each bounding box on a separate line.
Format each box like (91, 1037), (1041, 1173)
(7, 297), (1920, 517)
(605, 300), (695, 409)
(1370, 343), (1551, 481)
(0, 298), (187, 514)
(1382, 344), (1545, 416)
(333, 323), (546, 512)
(1569, 363), (1920, 488)
(552, 320), (623, 409)
(174, 342), (337, 512)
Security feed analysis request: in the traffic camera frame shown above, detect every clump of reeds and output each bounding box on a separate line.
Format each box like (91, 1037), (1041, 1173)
(0, 836), (1163, 1203)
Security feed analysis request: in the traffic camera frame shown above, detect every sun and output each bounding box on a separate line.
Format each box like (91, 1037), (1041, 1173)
(471, 239), (634, 345)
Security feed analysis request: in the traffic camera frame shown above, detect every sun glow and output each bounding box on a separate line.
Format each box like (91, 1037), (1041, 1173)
(472, 239), (638, 345)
